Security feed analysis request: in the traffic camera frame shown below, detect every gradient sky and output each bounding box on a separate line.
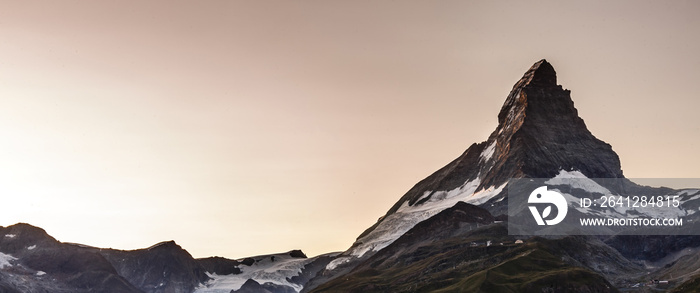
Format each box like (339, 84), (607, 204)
(1, 1), (699, 258)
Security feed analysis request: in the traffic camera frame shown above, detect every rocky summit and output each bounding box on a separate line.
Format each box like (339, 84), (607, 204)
(355, 60), (624, 246)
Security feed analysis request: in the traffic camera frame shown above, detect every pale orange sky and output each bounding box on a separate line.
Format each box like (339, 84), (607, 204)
(0, 1), (698, 258)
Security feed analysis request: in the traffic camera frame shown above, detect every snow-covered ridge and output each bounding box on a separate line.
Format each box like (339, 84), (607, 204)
(328, 178), (506, 270)
(195, 253), (314, 293)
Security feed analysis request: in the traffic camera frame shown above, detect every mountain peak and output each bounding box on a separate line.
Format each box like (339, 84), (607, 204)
(526, 59), (557, 86)
(353, 60), (624, 253)
(486, 59), (622, 187)
(497, 59), (563, 126)
(146, 240), (181, 251)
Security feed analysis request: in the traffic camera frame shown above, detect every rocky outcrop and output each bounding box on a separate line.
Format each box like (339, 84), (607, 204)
(0, 223), (142, 293)
(98, 241), (209, 293)
(233, 279), (296, 293)
(197, 256), (241, 275)
(288, 250), (307, 258)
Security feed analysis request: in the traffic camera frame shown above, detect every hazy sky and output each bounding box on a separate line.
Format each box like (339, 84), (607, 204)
(1, 1), (698, 258)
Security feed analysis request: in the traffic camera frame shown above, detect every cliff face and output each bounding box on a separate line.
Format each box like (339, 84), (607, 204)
(98, 241), (210, 293)
(486, 59), (622, 183)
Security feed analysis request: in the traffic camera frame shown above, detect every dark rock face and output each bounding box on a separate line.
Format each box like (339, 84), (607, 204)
(359, 59), (623, 240)
(239, 257), (255, 266)
(359, 202), (498, 270)
(0, 223), (142, 293)
(197, 256), (241, 275)
(0, 223), (209, 293)
(289, 253), (338, 293)
(98, 241), (210, 293)
(486, 60), (622, 184)
(288, 250), (307, 259)
(0, 223), (59, 253)
(395, 201), (495, 246)
(0, 282), (22, 293)
(234, 279), (269, 293)
(233, 279), (296, 293)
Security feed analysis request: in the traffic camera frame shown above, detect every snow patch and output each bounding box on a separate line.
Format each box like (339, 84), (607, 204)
(195, 273), (243, 293)
(339, 178), (505, 263)
(4, 234), (16, 239)
(36, 271), (46, 276)
(27, 245), (36, 250)
(682, 190), (700, 202)
(325, 256), (351, 271)
(195, 253), (313, 293)
(467, 184), (507, 206)
(479, 141), (496, 162)
(0, 252), (16, 269)
(414, 190), (433, 204)
(546, 170), (612, 195)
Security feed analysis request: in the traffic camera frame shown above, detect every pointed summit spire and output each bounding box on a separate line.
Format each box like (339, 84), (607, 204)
(353, 60), (624, 251)
(497, 59), (564, 126)
(527, 59), (557, 86)
(484, 59), (622, 188)
(372, 59), (622, 215)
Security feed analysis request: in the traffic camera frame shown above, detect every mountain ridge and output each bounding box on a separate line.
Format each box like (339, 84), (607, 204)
(0, 222), (332, 293)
